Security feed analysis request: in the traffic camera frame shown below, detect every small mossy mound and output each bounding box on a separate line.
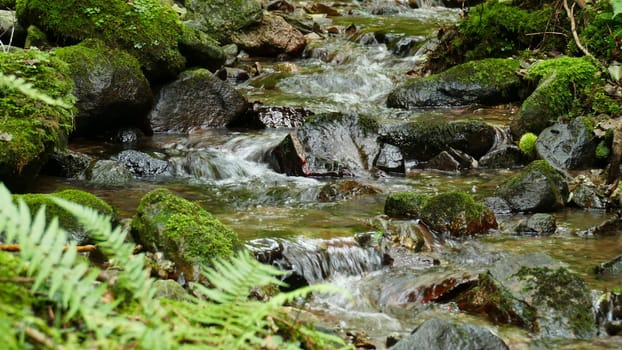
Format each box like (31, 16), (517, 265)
(384, 192), (429, 219)
(0, 48), (75, 190)
(131, 188), (241, 282)
(596, 140), (610, 160)
(420, 191), (498, 238)
(519, 132), (538, 157)
(13, 189), (116, 244)
(511, 56), (602, 137)
(16, 0), (185, 81)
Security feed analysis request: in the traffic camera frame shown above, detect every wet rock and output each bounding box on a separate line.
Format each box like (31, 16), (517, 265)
(595, 255), (622, 275)
(131, 188), (241, 282)
(596, 292), (622, 336)
(268, 113), (381, 177)
(420, 192), (497, 238)
(184, 0), (263, 43)
(570, 183), (608, 210)
(231, 13), (306, 57)
(41, 149), (92, 179)
(374, 143), (405, 174)
(246, 238), (284, 264)
(317, 180), (381, 202)
(515, 213), (556, 236)
(152, 279), (189, 301)
(267, 0), (295, 13)
(87, 160), (133, 186)
(380, 119), (495, 161)
(110, 128), (145, 145)
(387, 58), (523, 109)
(478, 144), (528, 169)
(116, 150), (171, 177)
(389, 35), (425, 57)
(483, 196), (513, 216)
(391, 319), (509, 350)
(148, 69), (249, 133)
(535, 118), (598, 170)
(425, 148), (477, 172)
(0, 10), (26, 47)
(306, 3), (340, 16)
(179, 24), (226, 72)
(237, 103), (312, 129)
(55, 39), (153, 136)
(385, 192), (429, 219)
(494, 160), (569, 212)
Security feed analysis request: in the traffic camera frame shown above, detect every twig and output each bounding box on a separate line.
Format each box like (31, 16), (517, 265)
(526, 31), (569, 38)
(25, 326), (64, 350)
(0, 244), (98, 252)
(563, 0), (594, 59)
(0, 277), (35, 283)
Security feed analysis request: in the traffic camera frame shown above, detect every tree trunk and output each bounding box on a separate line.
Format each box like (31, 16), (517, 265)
(607, 121), (622, 184)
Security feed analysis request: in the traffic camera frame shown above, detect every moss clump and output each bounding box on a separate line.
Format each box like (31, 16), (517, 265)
(384, 192), (429, 218)
(420, 191), (498, 237)
(13, 189), (116, 243)
(0, 48), (75, 188)
(595, 140), (610, 160)
(518, 132), (538, 157)
(16, 0), (185, 81)
(131, 188), (241, 281)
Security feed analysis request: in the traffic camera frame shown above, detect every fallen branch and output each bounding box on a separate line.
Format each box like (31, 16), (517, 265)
(0, 244), (97, 252)
(563, 0), (594, 59)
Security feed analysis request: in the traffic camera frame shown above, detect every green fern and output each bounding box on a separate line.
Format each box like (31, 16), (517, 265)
(0, 71), (72, 108)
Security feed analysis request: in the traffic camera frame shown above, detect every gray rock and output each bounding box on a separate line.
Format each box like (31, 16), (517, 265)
(116, 150), (170, 177)
(390, 319), (508, 350)
(479, 144), (528, 169)
(42, 149), (92, 179)
(185, 0), (263, 42)
(535, 118), (598, 170)
(571, 183), (608, 210)
(425, 148), (477, 172)
(375, 143), (405, 173)
(179, 24), (225, 71)
(515, 213), (556, 235)
(231, 12), (306, 57)
(88, 160), (133, 186)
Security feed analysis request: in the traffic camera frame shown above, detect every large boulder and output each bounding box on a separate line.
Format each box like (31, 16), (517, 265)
(0, 48), (74, 191)
(148, 69), (249, 133)
(13, 189), (116, 244)
(268, 113), (381, 177)
(16, 0), (185, 81)
(494, 160), (569, 212)
(131, 188), (241, 282)
(390, 319), (509, 350)
(379, 119), (496, 161)
(55, 39), (153, 136)
(231, 12), (306, 57)
(387, 58), (523, 109)
(510, 57), (601, 137)
(184, 0), (263, 43)
(535, 117), (598, 170)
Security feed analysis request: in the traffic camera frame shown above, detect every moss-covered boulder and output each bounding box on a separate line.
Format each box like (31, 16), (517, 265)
(0, 48), (75, 191)
(185, 0), (263, 43)
(179, 24), (225, 71)
(131, 188), (241, 282)
(16, 0), (185, 81)
(231, 12), (306, 57)
(420, 192), (497, 238)
(148, 68), (249, 133)
(494, 160), (568, 212)
(384, 192), (429, 219)
(379, 119), (496, 161)
(510, 57), (601, 137)
(13, 189), (116, 244)
(387, 58), (524, 109)
(55, 39), (153, 136)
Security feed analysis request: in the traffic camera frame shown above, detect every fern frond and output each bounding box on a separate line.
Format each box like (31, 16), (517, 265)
(0, 71), (72, 108)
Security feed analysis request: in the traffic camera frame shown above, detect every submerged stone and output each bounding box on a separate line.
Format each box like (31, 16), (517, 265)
(515, 213), (556, 236)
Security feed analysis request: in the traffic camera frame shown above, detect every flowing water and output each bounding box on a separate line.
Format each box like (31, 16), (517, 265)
(29, 1), (622, 348)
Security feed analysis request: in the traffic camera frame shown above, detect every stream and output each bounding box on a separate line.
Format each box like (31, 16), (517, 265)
(28, 1), (622, 348)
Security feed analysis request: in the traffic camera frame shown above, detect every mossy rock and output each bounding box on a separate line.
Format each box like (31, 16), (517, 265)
(511, 56), (602, 137)
(420, 191), (498, 238)
(16, 0), (185, 81)
(384, 192), (429, 219)
(495, 160), (568, 212)
(179, 23), (225, 71)
(0, 48), (75, 191)
(13, 189), (117, 244)
(131, 188), (241, 282)
(184, 0), (262, 43)
(387, 58), (525, 108)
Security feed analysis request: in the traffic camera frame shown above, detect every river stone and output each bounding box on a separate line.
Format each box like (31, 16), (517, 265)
(235, 103), (312, 129)
(390, 319), (509, 350)
(317, 180), (381, 202)
(87, 160), (133, 186)
(42, 149), (92, 179)
(571, 183), (608, 210)
(375, 143), (405, 173)
(380, 119), (495, 161)
(131, 188), (241, 283)
(231, 12), (306, 57)
(494, 160), (569, 213)
(479, 144), (528, 169)
(179, 24), (226, 72)
(515, 213), (556, 236)
(387, 58), (523, 109)
(56, 39), (153, 136)
(268, 113), (381, 177)
(184, 0), (263, 43)
(535, 118), (598, 170)
(153, 279), (189, 301)
(116, 150), (171, 177)
(420, 192), (497, 238)
(110, 127), (144, 145)
(425, 148), (477, 172)
(148, 68), (249, 133)
(594, 255), (622, 275)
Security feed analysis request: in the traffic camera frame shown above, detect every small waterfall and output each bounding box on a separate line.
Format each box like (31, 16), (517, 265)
(248, 236), (385, 286)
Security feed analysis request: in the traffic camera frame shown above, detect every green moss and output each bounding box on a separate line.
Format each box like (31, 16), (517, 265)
(0, 0), (16, 9)
(596, 140), (610, 159)
(518, 132), (537, 157)
(24, 24), (49, 48)
(0, 251), (31, 307)
(384, 192), (429, 218)
(13, 189), (116, 241)
(0, 48), (75, 177)
(184, 0), (262, 43)
(16, 0), (185, 80)
(131, 188), (241, 278)
(573, 0), (622, 61)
